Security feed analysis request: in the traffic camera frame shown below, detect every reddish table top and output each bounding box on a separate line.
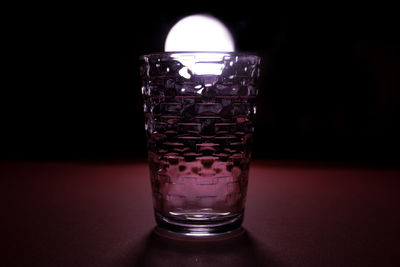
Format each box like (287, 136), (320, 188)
(2, 160), (400, 266)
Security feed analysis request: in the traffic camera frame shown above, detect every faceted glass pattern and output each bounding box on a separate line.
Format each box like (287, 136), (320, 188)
(140, 52), (260, 235)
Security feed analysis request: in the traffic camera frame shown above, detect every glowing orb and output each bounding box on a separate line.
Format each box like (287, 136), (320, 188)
(164, 14), (235, 52)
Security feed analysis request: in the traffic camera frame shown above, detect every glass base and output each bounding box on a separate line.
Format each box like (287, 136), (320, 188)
(154, 210), (244, 237)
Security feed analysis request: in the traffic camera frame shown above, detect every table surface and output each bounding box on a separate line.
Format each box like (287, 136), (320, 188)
(2, 160), (400, 267)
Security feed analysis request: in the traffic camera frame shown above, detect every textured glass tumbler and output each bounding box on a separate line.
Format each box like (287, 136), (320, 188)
(140, 52), (260, 236)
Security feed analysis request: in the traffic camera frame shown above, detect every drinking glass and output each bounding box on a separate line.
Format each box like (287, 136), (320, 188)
(140, 52), (260, 236)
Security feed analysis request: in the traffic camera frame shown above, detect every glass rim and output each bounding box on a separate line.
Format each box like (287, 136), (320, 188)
(139, 51), (261, 61)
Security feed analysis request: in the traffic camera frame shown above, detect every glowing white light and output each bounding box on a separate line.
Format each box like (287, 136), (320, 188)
(178, 67), (191, 79)
(165, 14), (234, 52)
(165, 15), (235, 76)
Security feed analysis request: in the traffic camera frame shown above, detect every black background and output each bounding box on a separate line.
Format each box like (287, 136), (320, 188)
(2, 3), (399, 164)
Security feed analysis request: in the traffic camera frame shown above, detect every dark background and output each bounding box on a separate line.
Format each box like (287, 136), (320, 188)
(2, 3), (399, 164)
